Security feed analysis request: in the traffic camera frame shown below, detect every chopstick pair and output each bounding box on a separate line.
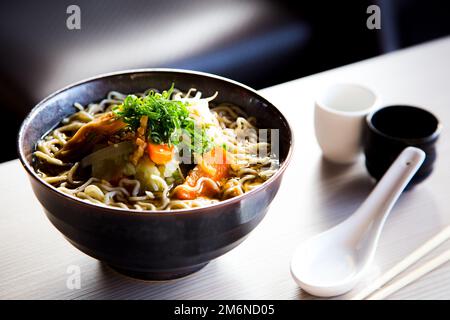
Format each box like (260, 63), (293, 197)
(351, 225), (450, 300)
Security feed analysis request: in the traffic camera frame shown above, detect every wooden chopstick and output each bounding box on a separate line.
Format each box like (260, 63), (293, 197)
(351, 225), (450, 300)
(367, 249), (450, 300)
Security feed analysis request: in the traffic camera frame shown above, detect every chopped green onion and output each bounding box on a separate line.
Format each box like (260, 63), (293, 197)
(113, 84), (213, 154)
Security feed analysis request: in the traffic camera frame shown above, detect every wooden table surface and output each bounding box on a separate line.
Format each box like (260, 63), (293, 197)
(1, 37), (450, 300)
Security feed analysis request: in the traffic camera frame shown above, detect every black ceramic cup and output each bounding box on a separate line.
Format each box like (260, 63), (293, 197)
(364, 105), (441, 186)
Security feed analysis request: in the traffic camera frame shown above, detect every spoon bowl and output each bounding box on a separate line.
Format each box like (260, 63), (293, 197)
(291, 235), (361, 296)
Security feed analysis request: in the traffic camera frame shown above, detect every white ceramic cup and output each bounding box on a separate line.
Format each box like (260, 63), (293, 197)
(314, 83), (379, 164)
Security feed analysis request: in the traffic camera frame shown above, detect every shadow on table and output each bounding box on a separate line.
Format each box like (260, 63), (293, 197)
(311, 157), (375, 229)
(293, 287), (321, 300)
(318, 156), (356, 180)
(84, 259), (221, 299)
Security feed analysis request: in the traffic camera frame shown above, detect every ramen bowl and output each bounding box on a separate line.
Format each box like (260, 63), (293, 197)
(17, 69), (293, 280)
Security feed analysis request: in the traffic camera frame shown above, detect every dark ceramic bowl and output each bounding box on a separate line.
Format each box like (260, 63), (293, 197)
(18, 69), (293, 280)
(364, 105), (441, 187)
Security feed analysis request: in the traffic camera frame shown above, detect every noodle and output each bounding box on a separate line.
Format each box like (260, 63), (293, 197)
(33, 87), (279, 211)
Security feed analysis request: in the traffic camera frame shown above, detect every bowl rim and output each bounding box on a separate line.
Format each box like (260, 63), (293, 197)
(315, 82), (380, 117)
(17, 68), (294, 217)
(366, 104), (442, 144)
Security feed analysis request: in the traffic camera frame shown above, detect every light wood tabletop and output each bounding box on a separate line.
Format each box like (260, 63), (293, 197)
(1, 37), (450, 300)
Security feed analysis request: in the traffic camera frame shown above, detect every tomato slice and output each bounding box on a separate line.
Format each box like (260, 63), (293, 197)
(175, 146), (231, 200)
(147, 143), (174, 164)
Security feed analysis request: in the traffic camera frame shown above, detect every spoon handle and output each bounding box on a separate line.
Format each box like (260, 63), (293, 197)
(350, 147), (425, 237)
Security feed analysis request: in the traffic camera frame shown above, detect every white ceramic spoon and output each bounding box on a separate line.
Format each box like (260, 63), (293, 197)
(290, 147), (426, 297)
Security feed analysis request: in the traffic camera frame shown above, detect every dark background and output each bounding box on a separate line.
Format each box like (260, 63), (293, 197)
(1, 0), (449, 162)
